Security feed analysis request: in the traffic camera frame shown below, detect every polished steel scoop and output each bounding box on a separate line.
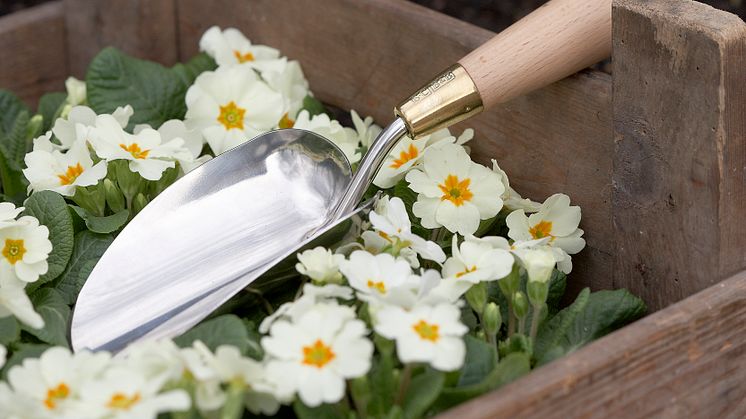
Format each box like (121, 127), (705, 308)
(72, 0), (612, 352)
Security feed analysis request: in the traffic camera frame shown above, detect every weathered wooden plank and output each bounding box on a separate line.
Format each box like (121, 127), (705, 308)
(612, 0), (746, 311)
(0, 1), (68, 108)
(175, 0), (613, 293)
(63, 0), (179, 78)
(438, 268), (746, 419)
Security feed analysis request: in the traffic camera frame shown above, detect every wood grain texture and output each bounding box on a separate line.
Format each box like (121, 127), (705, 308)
(612, 0), (746, 311)
(176, 0), (614, 294)
(0, 1), (68, 108)
(63, 0), (179, 78)
(460, 0), (612, 108)
(438, 269), (746, 419)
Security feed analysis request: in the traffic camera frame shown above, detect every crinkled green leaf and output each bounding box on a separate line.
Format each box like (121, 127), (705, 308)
(301, 95), (329, 118)
(37, 92), (67, 132)
(70, 205), (129, 234)
(0, 107), (30, 201)
(432, 352), (530, 412)
(0, 89), (29, 137)
(175, 315), (252, 355)
(86, 47), (189, 129)
(403, 369), (445, 419)
(22, 288), (71, 347)
(23, 191), (75, 289)
(458, 335), (497, 386)
(535, 288), (646, 366)
(546, 269), (567, 315)
(53, 231), (114, 304)
(0, 343), (51, 380)
(171, 53), (217, 87)
(368, 353), (397, 416)
(0, 316), (20, 345)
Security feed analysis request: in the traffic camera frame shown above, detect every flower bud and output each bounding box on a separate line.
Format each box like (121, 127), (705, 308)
(483, 302), (501, 336)
(522, 247), (555, 284)
(465, 282), (487, 313)
(512, 291), (528, 320)
(104, 179), (125, 213)
(527, 279), (549, 307)
(132, 193), (148, 215)
(498, 261), (521, 300)
(26, 114), (44, 140)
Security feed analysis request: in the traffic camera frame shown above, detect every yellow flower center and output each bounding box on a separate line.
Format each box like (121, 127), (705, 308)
(119, 143), (150, 159)
(57, 163), (84, 185)
(279, 112), (295, 129)
(234, 50), (255, 63)
(529, 220), (554, 239)
(390, 144), (419, 169)
(217, 101), (246, 130)
(456, 265), (477, 278)
(366, 280), (387, 294)
(413, 320), (440, 342)
(44, 382), (70, 410)
(378, 231), (392, 243)
(2, 238), (26, 265)
(438, 174), (473, 207)
(302, 339), (335, 368)
(107, 392), (141, 410)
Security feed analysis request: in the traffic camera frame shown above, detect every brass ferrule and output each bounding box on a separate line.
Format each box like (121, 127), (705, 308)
(394, 64), (483, 138)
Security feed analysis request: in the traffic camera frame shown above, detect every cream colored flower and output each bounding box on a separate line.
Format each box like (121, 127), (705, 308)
(259, 58), (311, 128)
(350, 110), (382, 149)
(0, 275), (43, 329)
(406, 143), (504, 235)
(442, 235), (514, 283)
(262, 303), (373, 407)
(517, 247), (555, 284)
(199, 26), (281, 68)
(259, 283), (353, 334)
(491, 159), (541, 212)
(134, 120), (211, 174)
(90, 115), (191, 181)
(23, 139), (107, 196)
(65, 77), (87, 106)
(293, 110), (361, 164)
(0, 215), (52, 283)
(185, 65), (284, 155)
(296, 247), (345, 284)
(374, 303), (467, 371)
(338, 250), (418, 305)
(0, 202), (24, 229)
(51, 105), (133, 151)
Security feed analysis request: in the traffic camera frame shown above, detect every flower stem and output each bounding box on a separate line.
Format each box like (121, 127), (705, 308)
(529, 304), (542, 341)
(245, 288), (274, 314)
(395, 364), (414, 406)
(507, 300), (516, 337)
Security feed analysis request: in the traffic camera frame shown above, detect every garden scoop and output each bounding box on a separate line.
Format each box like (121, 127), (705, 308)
(72, 0), (611, 352)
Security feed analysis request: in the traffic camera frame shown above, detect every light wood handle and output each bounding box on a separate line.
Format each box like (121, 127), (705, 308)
(459, 0), (612, 109)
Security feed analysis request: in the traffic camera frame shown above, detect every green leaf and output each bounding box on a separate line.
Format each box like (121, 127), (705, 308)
(535, 289), (646, 365)
(22, 288), (71, 347)
(0, 108), (30, 201)
(241, 319), (264, 361)
(458, 335), (497, 386)
(368, 353), (397, 416)
(432, 352), (530, 412)
(293, 400), (346, 419)
(301, 95), (329, 118)
(53, 231), (114, 304)
(86, 47), (189, 129)
(0, 89), (29, 137)
(70, 205), (130, 234)
(402, 369), (445, 419)
(37, 92), (67, 132)
(546, 270), (567, 315)
(22, 191), (75, 288)
(0, 316), (20, 345)
(1, 343), (51, 379)
(171, 53), (217, 86)
(174, 315), (253, 355)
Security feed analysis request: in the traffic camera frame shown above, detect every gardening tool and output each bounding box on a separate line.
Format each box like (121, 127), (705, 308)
(71, 0), (612, 352)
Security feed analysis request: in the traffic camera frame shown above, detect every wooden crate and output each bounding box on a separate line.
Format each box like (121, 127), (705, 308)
(0, 0), (744, 417)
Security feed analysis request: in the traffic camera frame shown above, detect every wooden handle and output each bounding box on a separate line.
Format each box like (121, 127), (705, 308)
(459, 0), (611, 109)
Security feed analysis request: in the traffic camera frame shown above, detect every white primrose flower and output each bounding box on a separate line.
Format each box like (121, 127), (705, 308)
(65, 77), (87, 106)
(443, 235), (514, 284)
(373, 128), (473, 189)
(192, 341), (281, 416)
(262, 303), (373, 407)
(366, 196), (445, 266)
(259, 283), (353, 334)
(90, 115), (192, 181)
(200, 26), (281, 68)
(75, 367), (190, 419)
(293, 110), (361, 164)
(338, 250), (419, 306)
(6, 347), (111, 418)
(296, 246), (345, 284)
(0, 274), (44, 329)
(374, 303), (468, 371)
(0, 215), (52, 283)
(0, 381), (37, 419)
(259, 58), (311, 128)
(491, 159), (541, 213)
(134, 120), (211, 174)
(50, 105), (133, 151)
(406, 143), (504, 235)
(506, 193), (585, 273)
(0, 202), (24, 229)
(185, 65), (284, 155)
(23, 139), (107, 196)
(350, 110), (382, 149)
(518, 247), (556, 284)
